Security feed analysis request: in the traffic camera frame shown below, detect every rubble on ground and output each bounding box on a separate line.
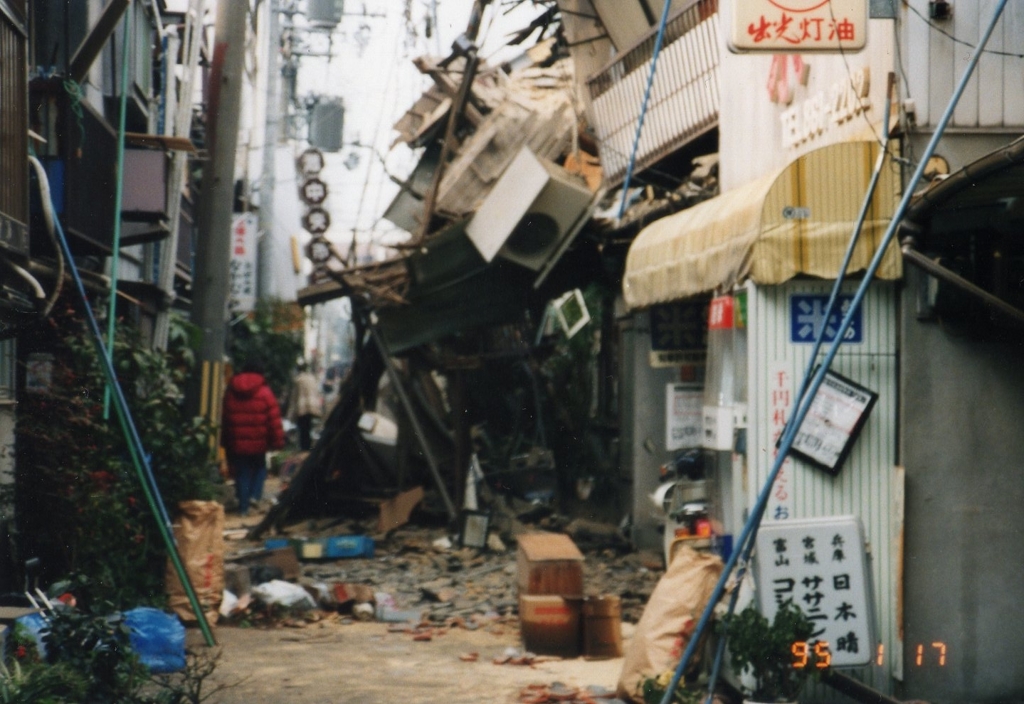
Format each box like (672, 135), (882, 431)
(224, 512), (663, 626)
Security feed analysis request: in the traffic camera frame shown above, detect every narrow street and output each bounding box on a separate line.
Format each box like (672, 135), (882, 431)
(198, 482), (649, 704)
(4, 2), (1024, 702)
(199, 619), (626, 704)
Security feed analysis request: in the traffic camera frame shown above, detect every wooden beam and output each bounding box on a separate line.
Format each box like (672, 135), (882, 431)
(68, 0), (132, 84)
(125, 132), (197, 152)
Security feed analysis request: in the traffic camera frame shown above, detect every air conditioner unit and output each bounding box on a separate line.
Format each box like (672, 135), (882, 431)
(307, 0), (345, 28)
(466, 147), (593, 271)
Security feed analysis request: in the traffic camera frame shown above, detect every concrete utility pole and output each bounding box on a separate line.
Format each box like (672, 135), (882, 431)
(188, 0), (248, 420)
(257, 0), (282, 301)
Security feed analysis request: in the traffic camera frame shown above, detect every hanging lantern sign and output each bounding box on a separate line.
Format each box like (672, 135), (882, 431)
(299, 177), (328, 206)
(297, 147), (325, 177)
(305, 237), (333, 265)
(302, 206), (331, 235)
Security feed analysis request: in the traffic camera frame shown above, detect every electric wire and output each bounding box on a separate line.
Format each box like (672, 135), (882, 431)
(658, 4), (1011, 702)
(346, 9), (404, 265)
(29, 153), (217, 648)
(902, 0), (1024, 58)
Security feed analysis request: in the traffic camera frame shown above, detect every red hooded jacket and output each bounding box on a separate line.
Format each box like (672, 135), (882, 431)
(221, 372), (286, 456)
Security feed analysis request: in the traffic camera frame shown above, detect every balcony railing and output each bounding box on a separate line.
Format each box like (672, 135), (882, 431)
(586, 0), (720, 186)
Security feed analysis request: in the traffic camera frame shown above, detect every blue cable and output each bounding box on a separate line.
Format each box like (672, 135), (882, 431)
(658, 3), (1009, 702)
(617, 0), (673, 221)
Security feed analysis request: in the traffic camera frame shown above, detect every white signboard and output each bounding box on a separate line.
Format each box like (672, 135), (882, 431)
(666, 384), (703, 450)
(229, 213), (258, 313)
(729, 0), (867, 53)
(755, 515), (874, 668)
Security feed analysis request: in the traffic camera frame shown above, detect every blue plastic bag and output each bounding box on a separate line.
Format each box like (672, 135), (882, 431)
(13, 612), (49, 659)
(123, 607), (186, 673)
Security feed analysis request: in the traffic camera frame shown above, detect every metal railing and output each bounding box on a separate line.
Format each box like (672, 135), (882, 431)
(586, 0), (720, 185)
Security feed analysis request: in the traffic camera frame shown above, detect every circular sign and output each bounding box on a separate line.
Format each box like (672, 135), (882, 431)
(766, 0), (830, 11)
(297, 148), (325, 177)
(302, 206), (331, 234)
(299, 177), (328, 206)
(305, 237), (333, 264)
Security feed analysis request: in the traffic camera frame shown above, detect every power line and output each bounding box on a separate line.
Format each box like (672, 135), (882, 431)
(902, 0), (1024, 58)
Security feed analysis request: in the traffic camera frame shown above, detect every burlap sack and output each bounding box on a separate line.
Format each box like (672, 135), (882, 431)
(165, 500), (224, 625)
(617, 546), (724, 702)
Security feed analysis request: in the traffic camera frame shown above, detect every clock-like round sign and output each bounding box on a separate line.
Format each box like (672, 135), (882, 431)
(299, 177), (328, 206)
(304, 237), (333, 264)
(302, 207), (331, 234)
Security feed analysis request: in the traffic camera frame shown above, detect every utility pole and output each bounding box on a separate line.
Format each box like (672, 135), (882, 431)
(188, 0), (248, 419)
(257, 0), (282, 301)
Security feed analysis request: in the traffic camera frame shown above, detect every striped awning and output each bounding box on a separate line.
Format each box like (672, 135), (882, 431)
(623, 141), (903, 310)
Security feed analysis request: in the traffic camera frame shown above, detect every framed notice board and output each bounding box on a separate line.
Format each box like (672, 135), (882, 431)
(787, 367), (877, 476)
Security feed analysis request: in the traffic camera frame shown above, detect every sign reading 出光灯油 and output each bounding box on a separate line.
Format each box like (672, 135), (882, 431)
(728, 0), (867, 53)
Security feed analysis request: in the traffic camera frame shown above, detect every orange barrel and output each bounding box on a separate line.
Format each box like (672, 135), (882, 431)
(581, 595), (623, 659)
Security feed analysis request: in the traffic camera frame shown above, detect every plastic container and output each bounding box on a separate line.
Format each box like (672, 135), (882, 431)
(324, 535), (374, 558)
(582, 595), (623, 659)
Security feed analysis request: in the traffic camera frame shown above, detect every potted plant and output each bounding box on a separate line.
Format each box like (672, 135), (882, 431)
(725, 600), (816, 703)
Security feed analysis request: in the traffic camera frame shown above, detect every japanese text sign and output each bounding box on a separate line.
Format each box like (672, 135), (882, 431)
(708, 295), (735, 330)
(229, 213), (258, 313)
(755, 515), (873, 667)
(768, 362), (795, 520)
(790, 294), (863, 344)
(666, 384), (703, 450)
(789, 367), (877, 474)
(729, 0), (867, 53)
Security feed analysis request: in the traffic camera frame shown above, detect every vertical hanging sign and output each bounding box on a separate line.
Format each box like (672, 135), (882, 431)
(229, 213), (258, 313)
(767, 361), (795, 520)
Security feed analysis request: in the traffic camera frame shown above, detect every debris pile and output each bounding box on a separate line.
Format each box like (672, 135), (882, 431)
(223, 520), (662, 627)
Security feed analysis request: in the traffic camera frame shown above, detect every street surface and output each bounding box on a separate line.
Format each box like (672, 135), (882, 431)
(196, 619), (627, 704)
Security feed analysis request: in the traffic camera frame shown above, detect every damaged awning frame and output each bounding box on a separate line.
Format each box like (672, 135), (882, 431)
(622, 140), (904, 309)
(899, 134), (1024, 326)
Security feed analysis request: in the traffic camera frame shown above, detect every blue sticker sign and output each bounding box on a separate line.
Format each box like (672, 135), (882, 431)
(790, 295), (862, 344)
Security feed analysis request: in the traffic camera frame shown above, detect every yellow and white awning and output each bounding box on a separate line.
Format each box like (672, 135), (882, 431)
(623, 141), (903, 310)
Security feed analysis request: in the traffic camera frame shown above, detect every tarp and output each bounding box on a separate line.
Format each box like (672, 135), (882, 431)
(623, 141), (903, 309)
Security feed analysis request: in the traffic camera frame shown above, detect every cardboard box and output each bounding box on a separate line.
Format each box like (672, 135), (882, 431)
(227, 546), (300, 581)
(519, 594), (580, 657)
(517, 532), (584, 597)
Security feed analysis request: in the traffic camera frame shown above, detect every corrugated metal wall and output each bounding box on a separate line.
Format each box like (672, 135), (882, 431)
(747, 279), (900, 696)
(902, 0), (1024, 129)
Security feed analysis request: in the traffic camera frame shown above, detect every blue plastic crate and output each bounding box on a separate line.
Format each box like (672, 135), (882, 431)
(263, 538), (291, 551)
(323, 535), (374, 558)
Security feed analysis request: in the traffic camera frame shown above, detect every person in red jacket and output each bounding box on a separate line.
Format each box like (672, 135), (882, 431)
(221, 357), (285, 516)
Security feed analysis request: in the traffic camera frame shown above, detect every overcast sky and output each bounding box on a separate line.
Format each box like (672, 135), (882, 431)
(291, 0), (545, 254)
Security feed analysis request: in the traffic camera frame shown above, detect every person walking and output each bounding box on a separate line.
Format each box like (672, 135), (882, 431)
(287, 361), (322, 451)
(221, 357), (285, 516)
